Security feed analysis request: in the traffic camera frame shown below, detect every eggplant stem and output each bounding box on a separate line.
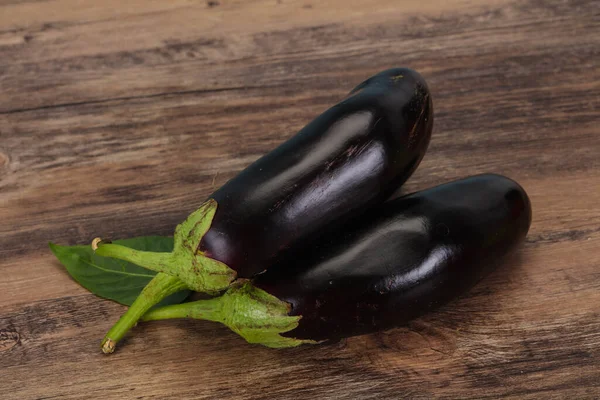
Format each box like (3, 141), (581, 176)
(141, 281), (318, 349)
(90, 199), (237, 294)
(142, 297), (224, 323)
(101, 272), (188, 354)
(94, 241), (178, 276)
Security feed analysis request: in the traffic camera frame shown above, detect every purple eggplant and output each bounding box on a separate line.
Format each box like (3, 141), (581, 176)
(200, 68), (433, 277)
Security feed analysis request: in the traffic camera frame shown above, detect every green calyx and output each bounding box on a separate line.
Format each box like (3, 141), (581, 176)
(91, 199), (314, 351)
(142, 281), (318, 349)
(93, 199), (236, 294)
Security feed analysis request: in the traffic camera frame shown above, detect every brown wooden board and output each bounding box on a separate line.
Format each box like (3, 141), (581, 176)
(1, 0), (599, 398)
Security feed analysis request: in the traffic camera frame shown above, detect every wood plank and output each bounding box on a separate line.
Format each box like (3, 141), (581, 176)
(1, 0), (599, 398)
(1, 0), (596, 111)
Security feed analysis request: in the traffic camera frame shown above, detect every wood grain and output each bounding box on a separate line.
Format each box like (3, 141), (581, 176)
(1, 0), (599, 398)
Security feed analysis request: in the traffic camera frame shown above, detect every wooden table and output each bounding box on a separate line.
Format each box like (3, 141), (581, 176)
(1, 0), (598, 398)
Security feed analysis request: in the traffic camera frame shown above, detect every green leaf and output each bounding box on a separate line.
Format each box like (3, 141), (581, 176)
(49, 236), (191, 307)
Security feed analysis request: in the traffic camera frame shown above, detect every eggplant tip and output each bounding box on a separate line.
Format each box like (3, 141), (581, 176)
(91, 237), (102, 252)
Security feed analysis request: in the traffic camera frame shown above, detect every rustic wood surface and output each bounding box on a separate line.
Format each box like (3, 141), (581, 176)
(1, 0), (599, 398)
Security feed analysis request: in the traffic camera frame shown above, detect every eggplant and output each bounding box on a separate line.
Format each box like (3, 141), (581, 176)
(142, 174), (532, 348)
(94, 68), (433, 353)
(201, 67), (433, 277)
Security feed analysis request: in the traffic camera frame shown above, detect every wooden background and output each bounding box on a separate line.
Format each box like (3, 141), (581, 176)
(1, 0), (599, 398)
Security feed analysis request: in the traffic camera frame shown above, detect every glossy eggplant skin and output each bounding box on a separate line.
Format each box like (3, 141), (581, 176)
(199, 68), (433, 277)
(253, 174), (532, 341)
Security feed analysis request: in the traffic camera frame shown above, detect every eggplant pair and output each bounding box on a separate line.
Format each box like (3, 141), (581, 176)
(93, 68), (531, 351)
(95, 67), (434, 352)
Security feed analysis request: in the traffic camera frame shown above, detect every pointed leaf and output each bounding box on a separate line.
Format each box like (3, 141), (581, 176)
(49, 236), (191, 306)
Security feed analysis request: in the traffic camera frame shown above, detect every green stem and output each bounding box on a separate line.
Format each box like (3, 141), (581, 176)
(140, 281), (319, 349)
(90, 200), (236, 294)
(142, 297), (224, 323)
(94, 242), (177, 276)
(101, 272), (188, 354)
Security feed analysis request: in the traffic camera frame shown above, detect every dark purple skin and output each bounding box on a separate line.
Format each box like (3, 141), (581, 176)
(199, 68), (433, 277)
(253, 174), (532, 341)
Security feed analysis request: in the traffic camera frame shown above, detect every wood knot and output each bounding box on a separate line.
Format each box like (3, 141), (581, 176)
(0, 330), (20, 352)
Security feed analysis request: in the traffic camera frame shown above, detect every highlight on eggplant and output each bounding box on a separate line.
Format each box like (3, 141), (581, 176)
(92, 67), (434, 352)
(141, 174), (531, 348)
